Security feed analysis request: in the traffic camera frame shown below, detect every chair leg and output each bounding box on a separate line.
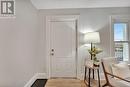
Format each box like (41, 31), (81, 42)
(102, 83), (113, 87)
(102, 83), (108, 87)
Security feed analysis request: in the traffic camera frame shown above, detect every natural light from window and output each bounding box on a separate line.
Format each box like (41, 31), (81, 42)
(114, 23), (129, 61)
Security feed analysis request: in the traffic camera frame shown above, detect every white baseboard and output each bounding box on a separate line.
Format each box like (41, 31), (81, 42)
(24, 73), (47, 87)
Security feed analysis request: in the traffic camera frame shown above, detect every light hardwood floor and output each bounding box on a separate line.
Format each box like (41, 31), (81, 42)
(45, 78), (105, 87)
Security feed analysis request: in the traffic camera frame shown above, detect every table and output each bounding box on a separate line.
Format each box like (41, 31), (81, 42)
(84, 62), (101, 87)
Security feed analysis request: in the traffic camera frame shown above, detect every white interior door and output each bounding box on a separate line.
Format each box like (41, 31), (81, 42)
(47, 16), (77, 78)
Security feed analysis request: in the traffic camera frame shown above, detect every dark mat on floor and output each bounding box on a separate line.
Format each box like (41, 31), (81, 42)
(31, 79), (47, 87)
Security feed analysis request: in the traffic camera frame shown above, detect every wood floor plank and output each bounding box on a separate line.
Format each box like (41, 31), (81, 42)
(45, 79), (105, 87)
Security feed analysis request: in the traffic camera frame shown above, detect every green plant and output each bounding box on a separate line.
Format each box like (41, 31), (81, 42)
(88, 46), (102, 61)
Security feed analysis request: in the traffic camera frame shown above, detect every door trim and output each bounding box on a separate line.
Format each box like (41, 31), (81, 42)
(45, 15), (79, 78)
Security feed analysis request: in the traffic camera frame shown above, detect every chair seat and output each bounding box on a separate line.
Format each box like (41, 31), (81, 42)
(109, 77), (130, 87)
(101, 57), (130, 87)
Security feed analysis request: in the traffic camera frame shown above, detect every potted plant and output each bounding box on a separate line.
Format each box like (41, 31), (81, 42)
(88, 46), (102, 67)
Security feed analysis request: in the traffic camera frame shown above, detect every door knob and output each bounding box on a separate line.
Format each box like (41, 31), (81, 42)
(51, 53), (54, 56)
(51, 49), (54, 52)
(51, 49), (54, 56)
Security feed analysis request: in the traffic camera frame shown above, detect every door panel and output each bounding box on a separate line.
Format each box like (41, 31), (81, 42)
(50, 20), (76, 77)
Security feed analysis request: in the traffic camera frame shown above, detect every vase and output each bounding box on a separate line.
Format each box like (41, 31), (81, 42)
(93, 59), (100, 67)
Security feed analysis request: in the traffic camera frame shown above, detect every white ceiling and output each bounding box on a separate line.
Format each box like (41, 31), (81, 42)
(31, 0), (130, 9)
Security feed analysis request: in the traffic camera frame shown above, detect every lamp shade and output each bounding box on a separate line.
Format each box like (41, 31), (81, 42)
(84, 32), (100, 44)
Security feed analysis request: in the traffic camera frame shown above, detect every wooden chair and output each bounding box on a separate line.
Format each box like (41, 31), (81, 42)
(101, 57), (130, 87)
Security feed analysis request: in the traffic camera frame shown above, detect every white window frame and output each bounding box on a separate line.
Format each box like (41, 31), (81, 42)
(110, 15), (130, 62)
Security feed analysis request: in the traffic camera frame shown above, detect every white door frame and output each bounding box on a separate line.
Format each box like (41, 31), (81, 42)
(45, 15), (79, 79)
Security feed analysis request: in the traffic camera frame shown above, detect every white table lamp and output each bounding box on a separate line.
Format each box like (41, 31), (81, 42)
(84, 32), (100, 44)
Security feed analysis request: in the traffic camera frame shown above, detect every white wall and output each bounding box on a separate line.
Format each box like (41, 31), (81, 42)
(0, 0), (130, 86)
(0, 0), (44, 87)
(39, 7), (130, 78)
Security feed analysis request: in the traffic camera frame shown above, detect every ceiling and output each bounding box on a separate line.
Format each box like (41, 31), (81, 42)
(30, 0), (130, 9)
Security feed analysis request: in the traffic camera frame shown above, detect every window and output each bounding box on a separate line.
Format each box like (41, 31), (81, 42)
(114, 23), (129, 61)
